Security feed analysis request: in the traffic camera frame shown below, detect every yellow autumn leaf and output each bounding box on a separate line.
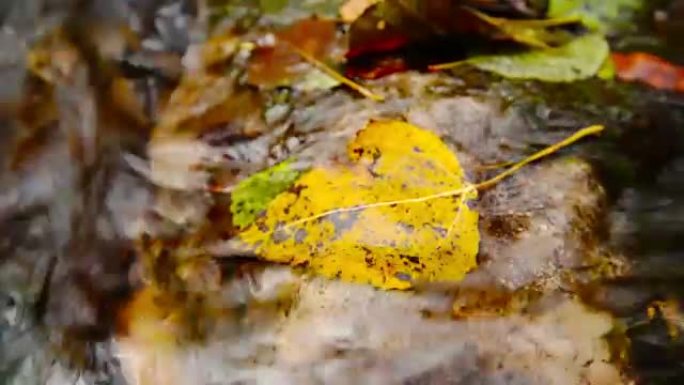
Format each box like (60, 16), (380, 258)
(239, 120), (479, 290)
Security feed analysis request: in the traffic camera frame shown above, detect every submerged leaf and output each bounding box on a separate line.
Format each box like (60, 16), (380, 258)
(231, 160), (303, 228)
(239, 121), (479, 290)
(247, 18), (342, 91)
(277, 18), (337, 59)
(453, 33), (609, 82)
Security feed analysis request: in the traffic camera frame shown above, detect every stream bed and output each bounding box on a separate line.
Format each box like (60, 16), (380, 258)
(0, 1), (684, 384)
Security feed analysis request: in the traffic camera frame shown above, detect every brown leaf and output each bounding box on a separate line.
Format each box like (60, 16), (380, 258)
(247, 18), (340, 89)
(277, 18), (338, 58)
(247, 44), (304, 88)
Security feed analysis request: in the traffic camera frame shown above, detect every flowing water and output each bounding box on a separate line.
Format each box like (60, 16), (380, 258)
(0, 1), (683, 384)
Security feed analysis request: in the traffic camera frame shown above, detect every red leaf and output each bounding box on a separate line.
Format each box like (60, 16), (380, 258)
(612, 52), (684, 92)
(345, 56), (408, 79)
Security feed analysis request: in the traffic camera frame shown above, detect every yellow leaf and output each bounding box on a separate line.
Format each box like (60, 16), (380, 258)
(239, 121), (479, 290)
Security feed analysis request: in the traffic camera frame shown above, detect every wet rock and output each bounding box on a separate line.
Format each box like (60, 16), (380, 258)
(115, 280), (622, 385)
(118, 72), (622, 385)
(475, 159), (605, 290)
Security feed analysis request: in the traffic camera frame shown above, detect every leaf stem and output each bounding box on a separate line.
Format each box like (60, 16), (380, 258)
(474, 124), (604, 190)
(288, 43), (384, 102)
(429, 60), (469, 71)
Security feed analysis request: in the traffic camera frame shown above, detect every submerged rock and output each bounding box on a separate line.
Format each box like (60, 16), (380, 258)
(115, 74), (625, 385)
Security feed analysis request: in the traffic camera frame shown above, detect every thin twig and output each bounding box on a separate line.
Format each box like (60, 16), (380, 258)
(429, 60), (469, 71)
(287, 43), (384, 102)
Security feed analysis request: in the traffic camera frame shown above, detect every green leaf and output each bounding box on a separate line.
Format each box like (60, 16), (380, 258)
(231, 160), (302, 228)
(597, 55), (616, 80)
(548, 0), (644, 32)
(467, 33), (610, 82)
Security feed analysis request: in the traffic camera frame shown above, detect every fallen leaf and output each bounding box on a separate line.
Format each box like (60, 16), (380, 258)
(230, 159), (303, 228)
(346, 0), (461, 60)
(340, 0), (379, 23)
(465, 7), (579, 49)
(611, 52), (684, 92)
(463, 0), (549, 18)
(345, 1), (584, 79)
(239, 120), (480, 290)
(597, 54), (616, 80)
(247, 18), (341, 90)
(548, 0), (644, 32)
(434, 33), (609, 82)
(277, 18), (338, 59)
(233, 122), (603, 290)
(154, 75), (265, 138)
(247, 44), (304, 88)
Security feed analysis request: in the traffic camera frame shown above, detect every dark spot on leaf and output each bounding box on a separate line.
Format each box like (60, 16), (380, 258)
(272, 224), (290, 244)
(294, 228), (307, 244)
(290, 185), (307, 196)
(398, 222), (414, 233)
(399, 254), (420, 265)
(329, 211), (360, 240)
(432, 226), (448, 238)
